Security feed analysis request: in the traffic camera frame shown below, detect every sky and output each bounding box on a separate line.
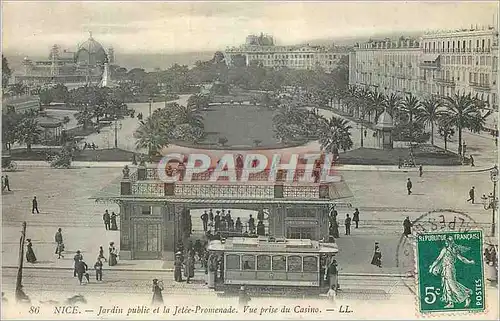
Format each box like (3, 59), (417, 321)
(2, 1), (498, 55)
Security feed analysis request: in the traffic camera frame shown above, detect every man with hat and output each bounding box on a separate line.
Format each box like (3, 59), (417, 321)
(75, 258), (89, 285)
(326, 259), (340, 290)
(174, 251), (183, 282)
(73, 250), (83, 277)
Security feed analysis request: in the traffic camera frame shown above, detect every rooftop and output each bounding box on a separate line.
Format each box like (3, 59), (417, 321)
(207, 236), (339, 253)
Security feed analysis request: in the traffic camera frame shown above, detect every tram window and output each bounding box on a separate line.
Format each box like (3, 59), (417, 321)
(242, 255), (255, 270)
(272, 255), (286, 271)
(226, 254), (241, 270)
(303, 256), (318, 272)
(257, 255), (271, 271)
(287, 256), (302, 272)
(286, 207), (316, 218)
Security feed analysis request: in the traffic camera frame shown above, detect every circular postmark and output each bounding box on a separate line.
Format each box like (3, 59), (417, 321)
(396, 209), (492, 295)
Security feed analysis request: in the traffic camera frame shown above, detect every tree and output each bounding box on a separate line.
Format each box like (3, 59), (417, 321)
(2, 55), (11, 88)
(442, 93), (485, 154)
(187, 94), (210, 111)
(218, 136), (228, 146)
(318, 116), (353, 156)
(16, 113), (42, 152)
(437, 118), (455, 151)
(383, 93), (401, 122)
(367, 91), (385, 123)
(134, 111), (174, 152)
(171, 123), (204, 143)
(2, 110), (22, 150)
(75, 106), (94, 130)
(167, 103), (204, 129)
(39, 89), (53, 105)
(400, 93), (420, 125)
(416, 97), (444, 145)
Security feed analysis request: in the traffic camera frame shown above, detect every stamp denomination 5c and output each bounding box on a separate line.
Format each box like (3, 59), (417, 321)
(416, 231), (485, 313)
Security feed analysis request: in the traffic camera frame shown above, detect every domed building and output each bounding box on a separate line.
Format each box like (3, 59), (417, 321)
(14, 32), (114, 87)
(75, 32), (108, 66)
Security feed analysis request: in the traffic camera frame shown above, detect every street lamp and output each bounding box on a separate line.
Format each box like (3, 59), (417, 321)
(490, 165), (498, 237)
(113, 116), (122, 149)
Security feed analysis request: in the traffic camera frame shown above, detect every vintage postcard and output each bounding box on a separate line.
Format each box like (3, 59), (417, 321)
(1, 1), (499, 320)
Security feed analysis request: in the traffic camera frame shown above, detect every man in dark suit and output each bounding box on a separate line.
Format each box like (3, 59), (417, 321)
(344, 214), (351, 235)
(75, 258), (89, 285)
(407, 178), (413, 195)
(73, 250), (83, 277)
(103, 210), (111, 230)
(54, 228), (63, 257)
(201, 211), (209, 232)
(32, 196), (39, 214)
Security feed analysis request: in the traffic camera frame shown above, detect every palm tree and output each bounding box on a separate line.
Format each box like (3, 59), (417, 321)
(383, 93), (401, 123)
(187, 94), (210, 110)
(168, 103), (204, 128)
(134, 115), (173, 153)
(400, 93), (421, 125)
(367, 91), (385, 123)
(416, 97), (445, 145)
(442, 93), (484, 154)
(318, 116), (353, 156)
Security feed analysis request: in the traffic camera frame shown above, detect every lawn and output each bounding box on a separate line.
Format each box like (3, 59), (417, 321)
(338, 146), (461, 166)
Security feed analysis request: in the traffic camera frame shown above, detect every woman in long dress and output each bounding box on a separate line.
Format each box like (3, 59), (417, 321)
(370, 242), (382, 268)
(26, 239), (37, 263)
(109, 242), (118, 266)
(429, 236), (475, 308)
(184, 252), (195, 283)
(151, 279), (164, 306)
(110, 212), (119, 231)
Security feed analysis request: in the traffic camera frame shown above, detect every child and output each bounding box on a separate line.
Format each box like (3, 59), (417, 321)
(94, 257), (103, 281)
(98, 246), (107, 262)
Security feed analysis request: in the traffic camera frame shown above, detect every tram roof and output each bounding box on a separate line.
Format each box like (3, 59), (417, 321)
(207, 237), (338, 253)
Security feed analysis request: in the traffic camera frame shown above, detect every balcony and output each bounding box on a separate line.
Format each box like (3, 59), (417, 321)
(470, 82), (491, 91)
(435, 78), (456, 86)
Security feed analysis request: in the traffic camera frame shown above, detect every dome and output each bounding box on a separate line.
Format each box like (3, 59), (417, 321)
(376, 110), (394, 129)
(75, 33), (107, 66)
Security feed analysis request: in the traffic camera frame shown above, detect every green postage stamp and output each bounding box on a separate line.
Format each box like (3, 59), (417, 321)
(416, 231), (485, 313)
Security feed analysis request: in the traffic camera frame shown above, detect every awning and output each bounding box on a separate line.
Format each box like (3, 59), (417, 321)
(420, 54), (440, 62)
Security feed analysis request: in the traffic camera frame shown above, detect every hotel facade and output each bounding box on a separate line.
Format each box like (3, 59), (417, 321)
(349, 27), (499, 109)
(224, 34), (350, 73)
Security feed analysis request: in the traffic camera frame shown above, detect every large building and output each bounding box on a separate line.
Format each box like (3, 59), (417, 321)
(349, 26), (499, 109)
(225, 34), (350, 73)
(14, 33), (113, 87)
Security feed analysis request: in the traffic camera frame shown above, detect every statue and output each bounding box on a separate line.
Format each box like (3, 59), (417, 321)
(122, 165), (130, 179)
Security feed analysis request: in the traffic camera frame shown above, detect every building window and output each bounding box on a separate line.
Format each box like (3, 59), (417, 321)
(287, 256), (302, 272)
(257, 255), (271, 271)
(462, 40), (466, 51)
(242, 255), (255, 270)
(272, 255), (287, 271)
(226, 254), (241, 270)
(286, 207), (316, 218)
(141, 206), (152, 215)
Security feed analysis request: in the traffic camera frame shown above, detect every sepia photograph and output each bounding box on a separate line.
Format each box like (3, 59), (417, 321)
(1, 1), (499, 319)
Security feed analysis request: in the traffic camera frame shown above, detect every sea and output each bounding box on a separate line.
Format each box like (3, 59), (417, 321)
(5, 51), (215, 74)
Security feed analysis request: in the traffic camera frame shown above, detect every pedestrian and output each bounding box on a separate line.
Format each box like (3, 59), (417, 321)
(26, 239), (37, 263)
(331, 219), (340, 238)
(32, 196), (39, 214)
(467, 186), (475, 204)
(329, 206), (338, 220)
(257, 220), (265, 236)
(462, 141), (467, 157)
(344, 214), (351, 235)
(235, 217), (243, 233)
(73, 250), (83, 277)
(326, 284), (337, 305)
(98, 246), (107, 262)
(406, 178), (412, 195)
(209, 209), (214, 222)
(398, 157), (402, 169)
(370, 242), (382, 268)
(214, 211), (221, 232)
(110, 212), (119, 230)
(403, 217), (413, 237)
(151, 279), (164, 306)
(248, 215), (255, 233)
(174, 252), (183, 282)
(94, 257), (103, 281)
(326, 259), (340, 290)
(470, 155), (475, 167)
(109, 242), (118, 266)
(103, 210), (110, 230)
(419, 165), (423, 177)
(54, 228), (64, 258)
(4, 175), (11, 191)
(238, 286), (251, 307)
(184, 251), (195, 284)
(352, 208), (360, 228)
(75, 258), (89, 285)
(201, 210), (209, 232)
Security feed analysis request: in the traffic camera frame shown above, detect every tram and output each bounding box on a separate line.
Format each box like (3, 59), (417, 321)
(207, 236), (338, 296)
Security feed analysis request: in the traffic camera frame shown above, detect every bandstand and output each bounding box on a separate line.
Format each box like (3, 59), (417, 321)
(93, 164), (353, 260)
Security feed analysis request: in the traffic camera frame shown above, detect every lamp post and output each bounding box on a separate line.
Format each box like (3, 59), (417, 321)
(113, 116), (122, 149)
(16, 221), (27, 302)
(490, 165), (498, 237)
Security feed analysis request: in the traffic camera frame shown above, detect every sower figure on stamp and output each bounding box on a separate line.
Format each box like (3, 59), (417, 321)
(371, 242), (382, 268)
(403, 217), (413, 237)
(467, 186), (475, 204)
(151, 279), (164, 306)
(429, 236), (475, 308)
